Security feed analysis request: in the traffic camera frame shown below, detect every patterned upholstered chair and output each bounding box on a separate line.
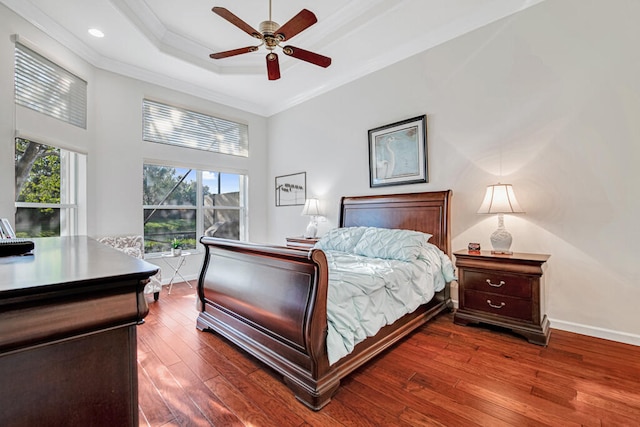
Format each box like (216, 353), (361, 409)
(96, 235), (162, 300)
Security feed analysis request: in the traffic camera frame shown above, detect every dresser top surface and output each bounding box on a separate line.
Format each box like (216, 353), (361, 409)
(1, 236), (158, 297)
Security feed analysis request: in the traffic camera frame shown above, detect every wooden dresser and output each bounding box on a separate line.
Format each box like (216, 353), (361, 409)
(0, 236), (158, 426)
(453, 250), (550, 345)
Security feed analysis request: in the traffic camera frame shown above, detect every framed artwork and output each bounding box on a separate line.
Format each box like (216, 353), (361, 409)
(275, 172), (306, 206)
(368, 115), (428, 188)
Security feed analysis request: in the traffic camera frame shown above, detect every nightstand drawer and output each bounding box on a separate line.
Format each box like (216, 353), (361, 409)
(463, 290), (533, 322)
(463, 270), (531, 298)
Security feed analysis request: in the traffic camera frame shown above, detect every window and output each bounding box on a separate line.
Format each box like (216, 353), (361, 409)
(14, 138), (86, 237)
(143, 164), (246, 254)
(14, 42), (87, 128)
(142, 99), (249, 157)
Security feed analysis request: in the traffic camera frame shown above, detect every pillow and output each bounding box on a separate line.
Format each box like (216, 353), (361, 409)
(314, 226), (368, 253)
(353, 227), (432, 261)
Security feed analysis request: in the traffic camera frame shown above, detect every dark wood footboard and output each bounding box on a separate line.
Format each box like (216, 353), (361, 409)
(197, 240), (451, 410)
(197, 238), (338, 409)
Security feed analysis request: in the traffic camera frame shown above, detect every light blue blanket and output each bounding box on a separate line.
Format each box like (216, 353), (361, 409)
(315, 227), (455, 365)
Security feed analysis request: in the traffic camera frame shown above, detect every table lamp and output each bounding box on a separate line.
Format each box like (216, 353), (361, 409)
(301, 198), (320, 238)
(477, 183), (524, 254)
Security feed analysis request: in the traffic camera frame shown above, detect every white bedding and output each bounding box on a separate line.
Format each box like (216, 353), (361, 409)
(315, 227), (456, 365)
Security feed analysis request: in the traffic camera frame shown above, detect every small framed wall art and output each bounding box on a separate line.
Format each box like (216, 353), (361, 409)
(275, 172), (306, 206)
(368, 115), (428, 188)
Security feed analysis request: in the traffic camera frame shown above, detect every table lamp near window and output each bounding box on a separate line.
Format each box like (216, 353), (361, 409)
(301, 198), (320, 238)
(477, 183), (524, 254)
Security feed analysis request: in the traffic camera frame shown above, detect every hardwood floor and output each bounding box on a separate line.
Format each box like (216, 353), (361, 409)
(138, 284), (640, 426)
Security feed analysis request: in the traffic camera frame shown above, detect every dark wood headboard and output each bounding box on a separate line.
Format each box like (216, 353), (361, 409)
(339, 191), (452, 256)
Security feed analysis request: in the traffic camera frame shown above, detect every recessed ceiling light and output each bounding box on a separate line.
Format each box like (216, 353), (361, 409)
(88, 28), (105, 38)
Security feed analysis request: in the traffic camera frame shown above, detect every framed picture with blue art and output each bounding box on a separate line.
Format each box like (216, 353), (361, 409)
(368, 115), (428, 188)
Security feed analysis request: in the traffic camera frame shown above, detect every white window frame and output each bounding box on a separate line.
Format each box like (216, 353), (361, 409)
(143, 164), (247, 255)
(14, 138), (87, 237)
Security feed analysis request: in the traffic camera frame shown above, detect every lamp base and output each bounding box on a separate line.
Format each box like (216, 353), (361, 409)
(490, 223), (513, 254)
(304, 220), (317, 238)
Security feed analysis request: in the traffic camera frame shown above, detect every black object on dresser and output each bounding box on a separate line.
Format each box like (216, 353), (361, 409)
(453, 250), (550, 345)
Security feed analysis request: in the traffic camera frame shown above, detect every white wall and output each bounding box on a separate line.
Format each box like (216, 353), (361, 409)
(0, 4), (269, 281)
(267, 0), (640, 345)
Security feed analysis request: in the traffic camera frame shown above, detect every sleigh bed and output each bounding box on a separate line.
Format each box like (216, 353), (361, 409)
(196, 190), (453, 410)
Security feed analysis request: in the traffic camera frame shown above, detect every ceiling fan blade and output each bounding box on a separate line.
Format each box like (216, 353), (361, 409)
(283, 46), (331, 68)
(275, 9), (317, 41)
(212, 7), (262, 39)
(266, 52), (281, 80)
(210, 46), (259, 59)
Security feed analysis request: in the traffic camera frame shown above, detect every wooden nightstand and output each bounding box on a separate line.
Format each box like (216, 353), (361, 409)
(453, 250), (550, 345)
(285, 236), (319, 249)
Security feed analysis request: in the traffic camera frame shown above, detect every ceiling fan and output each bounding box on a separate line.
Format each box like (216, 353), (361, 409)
(209, 1), (332, 80)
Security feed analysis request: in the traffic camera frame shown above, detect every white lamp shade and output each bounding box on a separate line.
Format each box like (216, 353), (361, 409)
(301, 198), (321, 216)
(477, 184), (524, 214)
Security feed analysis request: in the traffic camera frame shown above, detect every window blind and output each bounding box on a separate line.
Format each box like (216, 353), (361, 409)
(14, 42), (87, 129)
(143, 99), (249, 157)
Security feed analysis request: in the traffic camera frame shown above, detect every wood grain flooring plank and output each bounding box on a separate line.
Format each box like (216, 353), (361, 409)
(146, 322), (221, 383)
(248, 369), (344, 426)
(137, 355), (176, 426)
(139, 349), (211, 426)
(397, 407), (449, 427)
(332, 377), (415, 427)
(355, 362), (484, 426)
(138, 324), (182, 367)
(195, 344), (305, 426)
(320, 394), (390, 427)
(340, 375), (408, 416)
(167, 361), (244, 427)
(204, 375), (277, 427)
(456, 380), (598, 427)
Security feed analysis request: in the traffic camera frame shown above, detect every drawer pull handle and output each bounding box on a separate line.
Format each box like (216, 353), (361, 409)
(487, 300), (506, 309)
(486, 279), (505, 288)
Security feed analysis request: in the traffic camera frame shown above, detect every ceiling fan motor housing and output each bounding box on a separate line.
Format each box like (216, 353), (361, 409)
(260, 20), (280, 49)
(259, 20), (279, 36)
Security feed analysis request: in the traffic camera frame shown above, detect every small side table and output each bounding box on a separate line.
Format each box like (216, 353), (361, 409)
(285, 236), (319, 249)
(161, 251), (193, 294)
(453, 250), (550, 345)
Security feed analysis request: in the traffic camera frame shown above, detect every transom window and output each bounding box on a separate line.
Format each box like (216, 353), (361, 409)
(14, 42), (87, 128)
(143, 164), (246, 254)
(142, 99), (249, 157)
